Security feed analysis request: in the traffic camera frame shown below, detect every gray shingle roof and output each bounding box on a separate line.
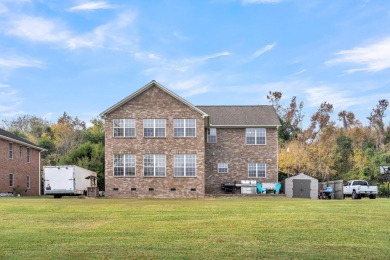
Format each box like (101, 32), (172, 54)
(0, 128), (44, 150)
(196, 106), (280, 127)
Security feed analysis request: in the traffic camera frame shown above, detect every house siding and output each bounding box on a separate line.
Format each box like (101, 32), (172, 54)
(0, 138), (41, 196)
(104, 85), (206, 198)
(205, 128), (278, 194)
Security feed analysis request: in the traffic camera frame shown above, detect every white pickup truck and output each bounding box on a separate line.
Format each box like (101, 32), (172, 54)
(343, 180), (378, 199)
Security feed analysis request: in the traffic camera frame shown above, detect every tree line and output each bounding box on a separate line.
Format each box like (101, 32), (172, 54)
(268, 91), (390, 187)
(1, 113), (105, 190)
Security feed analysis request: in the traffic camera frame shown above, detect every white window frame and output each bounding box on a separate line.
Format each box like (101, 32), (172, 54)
(113, 154), (136, 177)
(9, 142), (13, 160)
(246, 128), (266, 145)
(143, 119), (166, 137)
(248, 163), (266, 178)
(173, 119), (196, 137)
(26, 176), (30, 189)
(218, 163), (229, 173)
(113, 119), (136, 137)
(174, 154), (196, 177)
(27, 147), (31, 163)
(143, 154), (166, 177)
(20, 145), (23, 159)
(207, 128), (217, 143)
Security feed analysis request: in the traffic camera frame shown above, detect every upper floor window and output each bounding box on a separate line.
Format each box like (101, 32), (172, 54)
(20, 145), (23, 159)
(248, 163), (266, 178)
(174, 119), (196, 137)
(246, 128), (266, 145)
(113, 119), (135, 137)
(144, 119), (166, 137)
(27, 147), (31, 163)
(218, 163), (229, 173)
(114, 154), (135, 177)
(207, 128), (217, 143)
(144, 154), (166, 177)
(174, 154), (196, 177)
(9, 143), (13, 159)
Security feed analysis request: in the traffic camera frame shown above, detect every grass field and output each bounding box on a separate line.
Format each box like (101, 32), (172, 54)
(0, 197), (389, 259)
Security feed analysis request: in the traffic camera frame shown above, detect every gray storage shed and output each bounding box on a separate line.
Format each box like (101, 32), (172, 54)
(284, 173), (318, 199)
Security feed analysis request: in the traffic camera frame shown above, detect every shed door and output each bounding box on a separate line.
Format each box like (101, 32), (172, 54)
(292, 179), (311, 198)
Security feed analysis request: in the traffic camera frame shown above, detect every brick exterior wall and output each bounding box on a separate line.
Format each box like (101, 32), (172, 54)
(0, 138), (41, 196)
(205, 128), (278, 194)
(104, 86), (206, 198)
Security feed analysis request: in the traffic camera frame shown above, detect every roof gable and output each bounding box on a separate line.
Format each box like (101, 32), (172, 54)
(196, 105), (280, 127)
(0, 128), (44, 151)
(100, 80), (208, 117)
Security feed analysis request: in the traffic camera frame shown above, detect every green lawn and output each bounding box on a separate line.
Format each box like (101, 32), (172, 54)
(0, 197), (389, 259)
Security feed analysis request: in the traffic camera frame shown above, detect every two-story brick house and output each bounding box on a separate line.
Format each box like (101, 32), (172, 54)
(0, 128), (44, 196)
(101, 81), (280, 198)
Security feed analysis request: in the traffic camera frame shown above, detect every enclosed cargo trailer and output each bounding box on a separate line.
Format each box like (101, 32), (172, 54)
(44, 165), (97, 198)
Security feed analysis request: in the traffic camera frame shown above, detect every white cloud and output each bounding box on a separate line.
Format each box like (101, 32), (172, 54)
(252, 43), (276, 59)
(0, 56), (43, 69)
(0, 83), (10, 88)
(326, 37), (390, 73)
(304, 86), (361, 109)
(242, 0), (284, 4)
(6, 16), (70, 43)
(5, 12), (136, 50)
(68, 1), (114, 12)
(289, 69), (306, 76)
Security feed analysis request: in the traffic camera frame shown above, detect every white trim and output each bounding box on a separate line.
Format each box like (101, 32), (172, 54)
(248, 163), (266, 178)
(113, 154), (136, 177)
(9, 142), (13, 160)
(209, 124), (280, 128)
(143, 119), (166, 138)
(218, 163), (229, 173)
(246, 128), (266, 145)
(100, 81), (209, 118)
(112, 119), (136, 138)
(143, 154), (166, 177)
(174, 154), (196, 177)
(0, 135), (45, 151)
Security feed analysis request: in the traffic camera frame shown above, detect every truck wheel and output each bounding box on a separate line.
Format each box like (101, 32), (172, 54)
(352, 191), (357, 199)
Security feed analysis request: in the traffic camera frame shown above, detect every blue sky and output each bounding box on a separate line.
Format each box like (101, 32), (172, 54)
(1, 0), (390, 127)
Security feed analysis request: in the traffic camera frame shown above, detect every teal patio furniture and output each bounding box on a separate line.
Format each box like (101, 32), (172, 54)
(256, 183), (267, 194)
(274, 183), (281, 194)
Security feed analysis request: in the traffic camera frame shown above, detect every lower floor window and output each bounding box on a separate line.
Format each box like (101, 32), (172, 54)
(114, 154), (136, 176)
(218, 163), (228, 173)
(144, 154), (166, 177)
(248, 163), (266, 178)
(174, 154), (196, 177)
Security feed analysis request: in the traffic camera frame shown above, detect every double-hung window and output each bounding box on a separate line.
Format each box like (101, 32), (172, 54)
(248, 163), (266, 178)
(174, 154), (196, 177)
(218, 163), (229, 173)
(114, 154), (136, 177)
(20, 146), (23, 159)
(113, 119), (135, 137)
(144, 119), (166, 137)
(207, 128), (217, 143)
(246, 128), (266, 145)
(173, 119), (196, 137)
(144, 154), (166, 177)
(9, 143), (13, 159)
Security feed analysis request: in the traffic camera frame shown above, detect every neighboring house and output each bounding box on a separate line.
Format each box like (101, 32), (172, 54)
(100, 81), (280, 198)
(0, 128), (44, 196)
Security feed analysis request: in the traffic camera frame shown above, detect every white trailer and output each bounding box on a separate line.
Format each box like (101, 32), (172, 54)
(44, 165), (97, 198)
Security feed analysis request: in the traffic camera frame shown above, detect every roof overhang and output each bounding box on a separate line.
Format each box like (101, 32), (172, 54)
(0, 135), (45, 151)
(100, 80), (209, 118)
